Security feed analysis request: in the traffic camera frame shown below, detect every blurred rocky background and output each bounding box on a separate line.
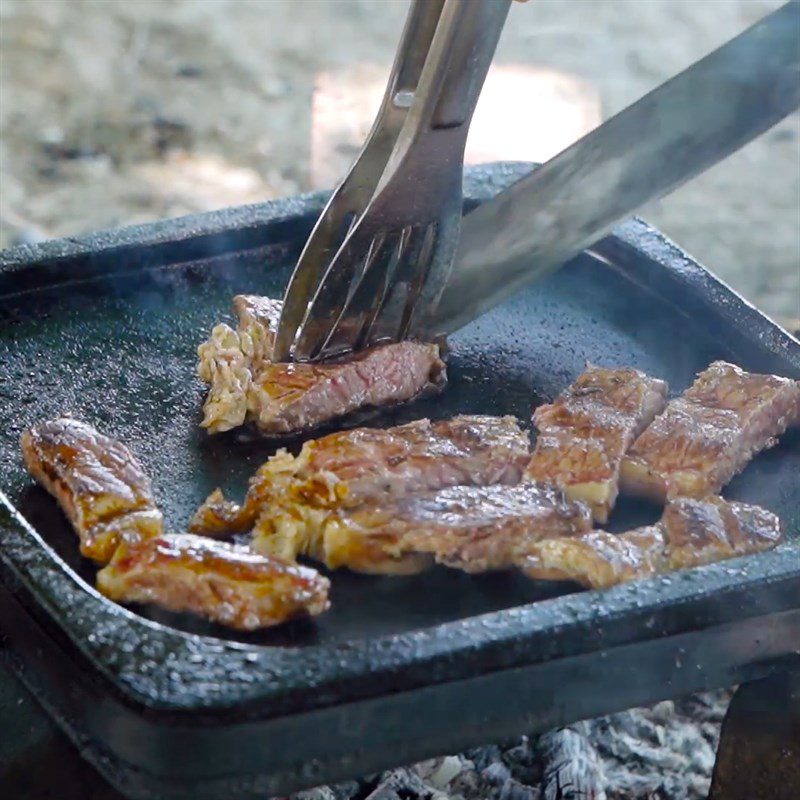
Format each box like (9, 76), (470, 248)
(0, 0), (798, 324)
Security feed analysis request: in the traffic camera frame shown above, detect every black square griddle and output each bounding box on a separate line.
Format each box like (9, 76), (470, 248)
(0, 163), (798, 799)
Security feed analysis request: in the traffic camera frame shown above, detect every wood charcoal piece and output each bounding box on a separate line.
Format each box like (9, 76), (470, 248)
(538, 727), (606, 800)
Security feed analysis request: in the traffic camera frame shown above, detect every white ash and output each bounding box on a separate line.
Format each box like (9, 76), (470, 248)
(286, 691), (730, 800)
(539, 728), (606, 800)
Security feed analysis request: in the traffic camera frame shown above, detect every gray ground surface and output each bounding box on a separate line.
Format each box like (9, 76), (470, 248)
(1, 0), (798, 321)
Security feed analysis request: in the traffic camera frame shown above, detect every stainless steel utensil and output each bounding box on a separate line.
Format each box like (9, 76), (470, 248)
(280, 0), (799, 358)
(434, 0), (800, 336)
(275, 0), (512, 362)
(271, 0), (446, 362)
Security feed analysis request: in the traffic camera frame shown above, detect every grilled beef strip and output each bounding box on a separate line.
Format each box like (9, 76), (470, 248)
(22, 417), (330, 628)
(97, 533), (330, 630)
(21, 418), (164, 564)
(197, 295), (446, 435)
(525, 365), (668, 523)
(520, 495), (782, 589)
(262, 482), (592, 575)
(620, 361), (800, 502)
(190, 415), (531, 572)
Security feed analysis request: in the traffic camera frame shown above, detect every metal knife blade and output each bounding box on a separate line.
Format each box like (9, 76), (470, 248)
(431, 0), (800, 337)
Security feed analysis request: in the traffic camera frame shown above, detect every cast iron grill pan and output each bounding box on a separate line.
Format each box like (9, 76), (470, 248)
(0, 164), (798, 798)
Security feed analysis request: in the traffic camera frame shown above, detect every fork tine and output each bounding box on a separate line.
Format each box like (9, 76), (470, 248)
(396, 221), (439, 340)
(358, 225), (415, 348)
(403, 210), (460, 339)
(359, 223), (433, 347)
(272, 206), (358, 361)
(293, 226), (388, 361)
(315, 228), (407, 359)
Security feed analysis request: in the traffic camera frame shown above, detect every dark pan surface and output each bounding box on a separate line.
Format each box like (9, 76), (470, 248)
(0, 163), (798, 799)
(2, 232), (798, 646)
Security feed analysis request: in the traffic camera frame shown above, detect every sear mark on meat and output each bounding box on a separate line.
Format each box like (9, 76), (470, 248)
(197, 295), (446, 435)
(97, 533), (330, 630)
(520, 495), (781, 589)
(20, 417), (163, 564)
(620, 361), (800, 502)
(526, 365), (668, 523)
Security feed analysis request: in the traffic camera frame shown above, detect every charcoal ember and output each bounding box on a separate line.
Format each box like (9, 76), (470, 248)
(674, 689), (732, 724)
(464, 744), (503, 772)
(537, 728), (606, 800)
(447, 764), (495, 800)
(482, 761), (513, 786)
(499, 778), (542, 800)
(289, 783), (360, 800)
(364, 767), (442, 800)
(291, 789), (338, 800)
(576, 695), (721, 800)
(415, 755), (473, 790)
(289, 690), (729, 799)
(698, 721), (721, 747)
(328, 781), (361, 799)
(502, 737), (541, 786)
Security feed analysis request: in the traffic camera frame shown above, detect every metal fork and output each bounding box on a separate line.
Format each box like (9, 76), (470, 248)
(273, 0), (511, 362)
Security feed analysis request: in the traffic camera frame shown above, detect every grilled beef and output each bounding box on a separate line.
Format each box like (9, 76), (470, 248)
(620, 362), (800, 501)
(197, 295), (446, 435)
(520, 495), (781, 589)
(191, 415), (531, 573)
(525, 366), (667, 522)
(520, 527), (666, 589)
(21, 418), (163, 564)
(97, 533), (330, 630)
(663, 495), (782, 570)
(268, 482), (592, 574)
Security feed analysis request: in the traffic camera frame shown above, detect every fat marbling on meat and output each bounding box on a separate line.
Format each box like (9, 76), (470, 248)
(279, 482), (593, 575)
(191, 415), (531, 571)
(97, 533), (330, 630)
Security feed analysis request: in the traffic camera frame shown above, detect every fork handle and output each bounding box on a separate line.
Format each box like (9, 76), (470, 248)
(391, 0), (447, 104)
(417, 0), (512, 131)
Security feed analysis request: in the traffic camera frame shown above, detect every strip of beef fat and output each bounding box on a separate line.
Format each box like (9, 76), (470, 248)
(525, 365), (668, 523)
(197, 295), (446, 435)
(520, 495), (781, 589)
(621, 361), (800, 502)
